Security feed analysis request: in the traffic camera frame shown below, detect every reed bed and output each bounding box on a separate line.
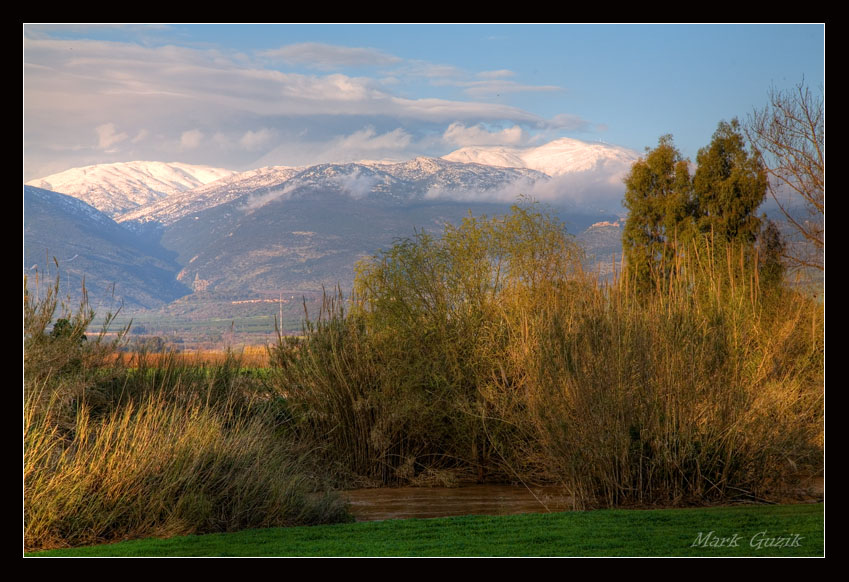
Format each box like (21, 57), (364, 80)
(24, 276), (349, 553)
(269, 205), (824, 505)
(499, 244), (824, 506)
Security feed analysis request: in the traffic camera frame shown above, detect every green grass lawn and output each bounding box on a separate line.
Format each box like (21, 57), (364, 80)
(27, 502), (824, 557)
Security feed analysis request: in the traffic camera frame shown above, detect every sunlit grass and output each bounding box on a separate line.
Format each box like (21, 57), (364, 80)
(24, 275), (350, 554)
(27, 503), (824, 557)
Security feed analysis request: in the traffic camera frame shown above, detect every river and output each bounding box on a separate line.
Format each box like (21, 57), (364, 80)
(343, 484), (575, 522)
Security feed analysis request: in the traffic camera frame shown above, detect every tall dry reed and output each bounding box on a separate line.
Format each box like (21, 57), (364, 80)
(481, 238), (823, 506)
(269, 205), (824, 505)
(24, 386), (348, 551)
(24, 274), (350, 552)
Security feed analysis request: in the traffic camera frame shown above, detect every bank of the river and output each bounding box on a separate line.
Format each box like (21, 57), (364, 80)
(341, 478), (824, 522)
(27, 502), (824, 557)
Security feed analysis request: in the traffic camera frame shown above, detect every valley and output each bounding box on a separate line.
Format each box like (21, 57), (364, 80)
(25, 140), (634, 347)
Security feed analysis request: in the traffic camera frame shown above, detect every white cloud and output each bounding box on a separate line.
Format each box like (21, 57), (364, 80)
(242, 183), (298, 212)
(461, 80), (562, 98)
(25, 23), (173, 37)
(333, 169), (379, 200)
(333, 126), (412, 153)
(424, 170), (628, 211)
(25, 37), (549, 123)
(309, 127), (415, 164)
(443, 123), (529, 147)
(247, 126), (419, 169)
(95, 122), (128, 149)
(23, 35), (602, 179)
(548, 114), (593, 131)
(426, 68), (562, 98)
(180, 129), (204, 150)
(239, 128), (274, 151)
(477, 69), (515, 79)
(399, 61), (465, 80)
(130, 129), (149, 144)
(260, 42), (402, 69)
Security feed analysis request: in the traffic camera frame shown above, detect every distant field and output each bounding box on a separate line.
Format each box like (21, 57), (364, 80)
(110, 346), (273, 368)
(27, 503), (824, 558)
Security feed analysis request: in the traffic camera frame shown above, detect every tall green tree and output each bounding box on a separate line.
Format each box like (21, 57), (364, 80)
(693, 119), (768, 243)
(623, 121), (771, 294)
(622, 135), (694, 293)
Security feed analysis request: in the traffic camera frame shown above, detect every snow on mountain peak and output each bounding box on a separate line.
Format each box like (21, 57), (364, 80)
(442, 137), (639, 177)
(26, 138), (642, 227)
(117, 165), (303, 226)
(26, 161), (236, 217)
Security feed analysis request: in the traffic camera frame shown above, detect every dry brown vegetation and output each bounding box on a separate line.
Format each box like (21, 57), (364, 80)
(270, 204), (824, 505)
(110, 345), (271, 368)
(24, 203), (824, 552)
(24, 275), (348, 552)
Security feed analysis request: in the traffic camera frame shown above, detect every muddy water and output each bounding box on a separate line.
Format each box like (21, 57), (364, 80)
(343, 485), (575, 522)
(343, 477), (824, 522)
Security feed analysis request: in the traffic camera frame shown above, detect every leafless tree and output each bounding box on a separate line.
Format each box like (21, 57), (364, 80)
(746, 81), (824, 272)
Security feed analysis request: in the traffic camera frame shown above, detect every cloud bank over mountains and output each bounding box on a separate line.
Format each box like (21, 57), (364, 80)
(437, 138), (638, 210)
(24, 30), (601, 181)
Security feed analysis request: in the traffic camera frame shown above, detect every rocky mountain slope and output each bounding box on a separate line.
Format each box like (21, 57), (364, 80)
(116, 157), (548, 229)
(25, 186), (190, 310)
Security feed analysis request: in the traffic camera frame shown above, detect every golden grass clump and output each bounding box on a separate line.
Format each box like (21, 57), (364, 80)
(24, 388), (348, 551)
(24, 274), (350, 552)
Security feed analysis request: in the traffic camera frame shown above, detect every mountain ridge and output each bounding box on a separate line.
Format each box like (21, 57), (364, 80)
(24, 138), (631, 330)
(26, 137), (639, 222)
(24, 186), (190, 309)
(26, 161), (237, 217)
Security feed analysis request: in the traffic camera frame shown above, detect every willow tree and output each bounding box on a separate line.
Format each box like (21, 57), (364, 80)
(622, 135), (694, 294)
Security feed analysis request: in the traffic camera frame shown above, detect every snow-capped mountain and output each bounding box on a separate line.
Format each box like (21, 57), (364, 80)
(277, 157), (547, 202)
(367, 156), (547, 192)
(118, 157), (549, 227)
(145, 153), (616, 299)
(118, 165), (303, 226)
(27, 138), (638, 229)
(26, 161), (236, 217)
(442, 137), (639, 177)
(25, 138), (633, 313)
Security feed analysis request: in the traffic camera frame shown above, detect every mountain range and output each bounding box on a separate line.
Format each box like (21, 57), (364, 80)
(24, 138), (635, 335)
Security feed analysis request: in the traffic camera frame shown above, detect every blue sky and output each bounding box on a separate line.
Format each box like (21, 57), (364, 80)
(24, 23), (824, 181)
